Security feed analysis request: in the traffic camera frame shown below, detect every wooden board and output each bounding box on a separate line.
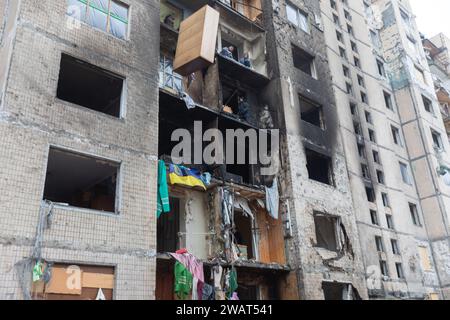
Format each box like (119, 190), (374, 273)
(256, 207), (271, 264)
(174, 5), (220, 76)
(45, 267), (82, 295)
(267, 215), (286, 265)
(82, 272), (114, 289)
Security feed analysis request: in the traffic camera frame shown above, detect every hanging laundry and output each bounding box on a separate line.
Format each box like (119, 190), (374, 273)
(96, 288), (106, 300)
(201, 172), (212, 186)
(225, 268), (238, 299)
(202, 283), (215, 300)
(265, 177), (279, 219)
(157, 160), (170, 219)
(32, 261), (43, 282)
(169, 164), (206, 190)
(174, 261), (193, 300)
(169, 251), (204, 283)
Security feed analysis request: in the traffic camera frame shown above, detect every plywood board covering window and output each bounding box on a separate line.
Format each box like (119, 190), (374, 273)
(32, 264), (114, 300)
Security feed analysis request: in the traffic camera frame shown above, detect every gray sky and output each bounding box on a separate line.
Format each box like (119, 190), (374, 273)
(409, 0), (450, 39)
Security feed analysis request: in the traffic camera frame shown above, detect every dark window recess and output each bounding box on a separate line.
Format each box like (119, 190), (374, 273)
(237, 285), (258, 300)
(234, 210), (255, 260)
(306, 148), (334, 185)
(299, 95), (324, 128)
(322, 282), (361, 300)
(366, 186), (375, 202)
(292, 45), (315, 76)
(57, 54), (124, 117)
(43, 148), (119, 212)
(157, 197), (180, 253)
(370, 210), (379, 225)
(314, 213), (338, 251)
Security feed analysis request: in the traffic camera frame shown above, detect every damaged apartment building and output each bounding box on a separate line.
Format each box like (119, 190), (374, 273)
(0, 0), (446, 301)
(320, 0), (450, 299)
(157, 0), (368, 300)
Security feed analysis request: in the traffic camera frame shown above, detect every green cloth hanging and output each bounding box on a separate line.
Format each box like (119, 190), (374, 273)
(32, 261), (43, 282)
(174, 261), (193, 300)
(226, 268), (238, 299)
(157, 160), (170, 218)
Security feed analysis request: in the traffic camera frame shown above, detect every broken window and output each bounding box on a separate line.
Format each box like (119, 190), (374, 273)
(399, 162), (412, 184)
(57, 54), (124, 118)
(377, 59), (386, 77)
(386, 214), (394, 230)
(219, 118), (255, 185)
(384, 91), (393, 110)
(360, 91), (368, 104)
(32, 263), (114, 300)
(379, 260), (389, 277)
(322, 282), (360, 300)
(314, 213), (339, 252)
(234, 210), (255, 260)
(358, 144), (366, 159)
(431, 129), (444, 151)
(375, 236), (384, 252)
(391, 126), (403, 146)
(67, 0), (129, 39)
(159, 55), (183, 93)
(381, 192), (390, 207)
(409, 203), (422, 227)
(368, 129), (376, 143)
(346, 82), (353, 95)
(354, 56), (361, 68)
(365, 111), (372, 124)
(292, 45), (316, 77)
(391, 239), (400, 255)
(370, 210), (379, 225)
(422, 95), (433, 114)
(305, 148), (334, 186)
(299, 95), (324, 129)
(361, 164), (370, 179)
(377, 170), (385, 184)
(372, 150), (380, 164)
(395, 263), (405, 279)
(366, 186), (375, 203)
(354, 122), (362, 135)
(340, 47), (347, 60)
(157, 197), (180, 253)
(286, 3), (309, 33)
(350, 102), (357, 115)
(357, 74), (364, 87)
(43, 147), (119, 213)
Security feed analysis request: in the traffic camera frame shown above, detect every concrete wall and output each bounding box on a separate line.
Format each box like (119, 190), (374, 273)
(0, 0), (160, 299)
(263, 0), (368, 300)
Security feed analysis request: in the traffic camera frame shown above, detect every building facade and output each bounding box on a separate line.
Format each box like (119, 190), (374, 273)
(320, 0), (449, 299)
(0, 0), (448, 300)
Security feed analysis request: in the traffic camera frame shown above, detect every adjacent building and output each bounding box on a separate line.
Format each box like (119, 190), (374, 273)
(320, 0), (449, 299)
(0, 0), (448, 300)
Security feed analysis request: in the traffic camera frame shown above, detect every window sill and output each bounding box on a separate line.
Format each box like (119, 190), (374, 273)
(49, 202), (120, 217)
(55, 98), (126, 122)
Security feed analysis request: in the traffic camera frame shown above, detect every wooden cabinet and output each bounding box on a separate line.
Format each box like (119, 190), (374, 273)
(174, 5), (220, 76)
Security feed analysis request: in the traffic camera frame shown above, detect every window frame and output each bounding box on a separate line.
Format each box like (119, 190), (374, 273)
(67, 0), (130, 40)
(286, 2), (310, 34)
